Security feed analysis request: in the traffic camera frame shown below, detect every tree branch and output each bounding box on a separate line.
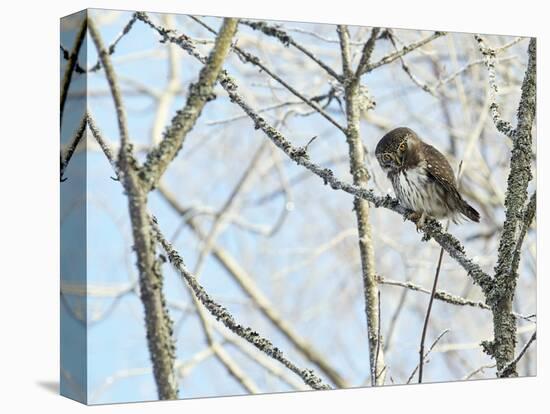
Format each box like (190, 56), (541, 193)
(240, 19), (342, 82)
(363, 31), (445, 75)
(138, 15), (239, 191)
(483, 38), (536, 377)
(86, 112), (332, 391)
(406, 329), (449, 384)
(376, 275), (534, 322)
(60, 114), (87, 181)
(337, 24), (385, 385)
(60, 14), (138, 74)
(355, 27), (380, 78)
(190, 17), (346, 133)
(60, 16), (87, 125)
(475, 35), (516, 138)
(418, 247), (445, 383)
(151, 217), (331, 391)
(511, 191), (536, 278)
(157, 184), (349, 388)
(88, 17), (179, 400)
(500, 331), (536, 377)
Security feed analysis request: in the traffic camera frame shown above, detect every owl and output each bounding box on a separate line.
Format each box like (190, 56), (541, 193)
(375, 127), (480, 228)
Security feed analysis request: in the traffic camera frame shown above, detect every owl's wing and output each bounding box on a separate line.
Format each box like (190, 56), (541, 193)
(423, 143), (481, 222)
(422, 143), (460, 196)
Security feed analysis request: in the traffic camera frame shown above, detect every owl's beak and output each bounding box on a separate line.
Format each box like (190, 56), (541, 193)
(393, 154), (402, 166)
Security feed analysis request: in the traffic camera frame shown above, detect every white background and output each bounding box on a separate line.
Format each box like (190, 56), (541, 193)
(1, 0), (545, 412)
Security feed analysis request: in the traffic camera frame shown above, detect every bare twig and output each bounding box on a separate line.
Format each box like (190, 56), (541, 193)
(462, 363), (496, 380)
(387, 30), (438, 97)
(60, 16), (87, 125)
(88, 14), (138, 72)
(376, 275), (535, 322)
(407, 329), (449, 384)
(355, 27), (380, 78)
(240, 19), (342, 82)
(511, 191), (536, 277)
(435, 56), (517, 90)
(60, 14), (138, 74)
(418, 247), (445, 383)
(363, 31), (445, 74)
(500, 331), (537, 377)
(374, 291), (383, 385)
(86, 112), (119, 177)
(475, 35), (516, 138)
(190, 17), (346, 134)
(60, 114), (87, 181)
(151, 15), (182, 145)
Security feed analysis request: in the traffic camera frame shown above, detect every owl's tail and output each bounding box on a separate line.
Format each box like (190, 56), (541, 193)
(460, 199), (480, 222)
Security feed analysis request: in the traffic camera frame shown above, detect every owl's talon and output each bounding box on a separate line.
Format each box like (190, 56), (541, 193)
(407, 211), (426, 232)
(407, 211), (421, 222)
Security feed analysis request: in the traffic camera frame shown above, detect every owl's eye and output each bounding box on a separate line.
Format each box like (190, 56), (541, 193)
(399, 142), (407, 152)
(382, 153), (391, 162)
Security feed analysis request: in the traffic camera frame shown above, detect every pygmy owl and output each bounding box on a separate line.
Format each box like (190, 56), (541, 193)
(375, 127), (480, 228)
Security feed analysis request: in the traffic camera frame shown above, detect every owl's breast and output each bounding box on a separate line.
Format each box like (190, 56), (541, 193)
(391, 164), (451, 218)
(391, 166), (426, 207)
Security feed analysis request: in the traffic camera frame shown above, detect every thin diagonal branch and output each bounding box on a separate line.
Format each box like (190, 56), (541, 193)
(190, 17), (346, 133)
(376, 275), (535, 322)
(193, 142), (266, 276)
(60, 114), (87, 181)
(139, 15), (239, 191)
(151, 14), (181, 145)
(418, 247), (445, 383)
(387, 30), (438, 97)
(511, 191), (536, 277)
(60, 14), (138, 74)
(407, 329), (449, 384)
(157, 184), (349, 388)
(355, 27), (380, 78)
(86, 112), (119, 176)
(190, 286), (260, 394)
(88, 14), (138, 72)
(60, 16), (87, 125)
(363, 31), (445, 74)
(151, 217), (331, 391)
(87, 19), (130, 154)
(240, 19), (342, 82)
(475, 35), (516, 138)
(500, 331), (536, 377)
(218, 326), (309, 391)
(88, 18), (179, 400)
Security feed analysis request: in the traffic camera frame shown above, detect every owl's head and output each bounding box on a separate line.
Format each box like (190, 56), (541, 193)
(375, 127), (419, 172)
